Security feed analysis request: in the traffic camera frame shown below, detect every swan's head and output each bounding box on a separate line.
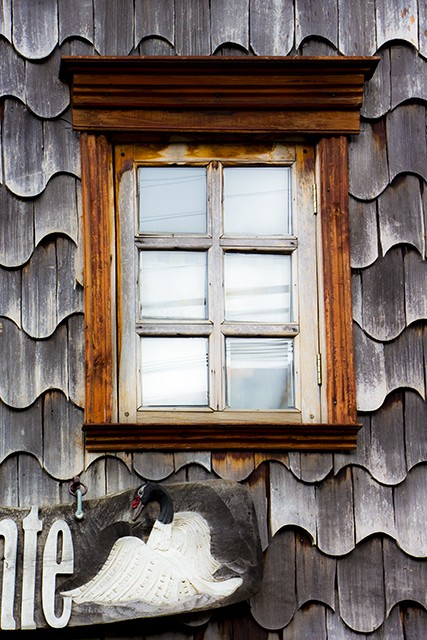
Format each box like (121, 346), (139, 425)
(131, 484), (148, 521)
(131, 483), (174, 524)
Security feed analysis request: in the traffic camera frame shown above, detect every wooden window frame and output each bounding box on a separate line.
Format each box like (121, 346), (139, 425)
(60, 55), (379, 451)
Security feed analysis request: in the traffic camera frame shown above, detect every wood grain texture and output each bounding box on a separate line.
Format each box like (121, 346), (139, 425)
(212, 453), (255, 481)
(384, 537), (427, 616)
(0, 0), (11, 41)
(353, 323), (387, 413)
(211, 0), (249, 53)
(390, 46), (427, 109)
(361, 49), (391, 119)
(0, 264), (20, 327)
(58, 0), (94, 44)
(0, 39), (25, 102)
(375, 0), (418, 50)
(349, 197), (378, 269)
(403, 607), (427, 640)
(405, 390), (427, 471)
(338, 0), (376, 55)
(384, 325), (425, 400)
(34, 175), (80, 249)
(93, 0), (134, 55)
(338, 538), (385, 633)
(3, 100), (80, 198)
(316, 467), (354, 556)
(135, 0), (174, 47)
(175, 0), (211, 55)
(133, 452), (175, 481)
(295, 0), (338, 50)
(0, 185), (34, 268)
(359, 248), (405, 342)
(296, 533), (336, 610)
(387, 104), (427, 183)
(394, 463), (427, 557)
(378, 174), (425, 257)
(250, 528), (296, 630)
(12, 0), (57, 59)
(405, 250), (427, 325)
(26, 48), (70, 119)
(250, 0), (293, 55)
(269, 462), (317, 541)
(288, 452), (333, 483)
(0, 318), (68, 409)
(0, 399), (43, 468)
(327, 603), (405, 639)
(360, 393), (406, 485)
(279, 603), (327, 640)
(80, 133), (114, 424)
(318, 136), (357, 423)
(42, 391), (85, 480)
(67, 313), (85, 409)
(22, 240), (57, 338)
(348, 119), (389, 200)
(352, 466), (396, 543)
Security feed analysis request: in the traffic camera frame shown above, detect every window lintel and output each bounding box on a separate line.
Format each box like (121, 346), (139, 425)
(60, 55), (379, 135)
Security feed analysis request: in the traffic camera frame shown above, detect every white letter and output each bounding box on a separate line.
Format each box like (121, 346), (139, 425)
(21, 506), (42, 630)
(0, 519), (18, 630)
(42, 520), (74, 628)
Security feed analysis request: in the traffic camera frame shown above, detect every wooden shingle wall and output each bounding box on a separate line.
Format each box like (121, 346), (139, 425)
(0, 0), (426, 637)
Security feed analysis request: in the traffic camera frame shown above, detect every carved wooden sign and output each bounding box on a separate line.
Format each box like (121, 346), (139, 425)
(0, 481), (262, 630)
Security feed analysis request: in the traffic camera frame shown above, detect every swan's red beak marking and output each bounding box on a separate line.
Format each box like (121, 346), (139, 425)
(132, 495), (145, 520)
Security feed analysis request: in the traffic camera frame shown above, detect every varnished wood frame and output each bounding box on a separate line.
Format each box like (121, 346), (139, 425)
(62, 56), (378, 450)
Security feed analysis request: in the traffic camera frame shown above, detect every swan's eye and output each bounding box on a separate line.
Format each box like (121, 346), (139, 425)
(138, 486), (145, 498)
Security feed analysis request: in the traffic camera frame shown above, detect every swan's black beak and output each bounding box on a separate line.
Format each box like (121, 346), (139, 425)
(131, 495), (145, 521)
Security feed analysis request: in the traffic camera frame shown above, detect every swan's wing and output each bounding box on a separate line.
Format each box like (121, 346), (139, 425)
(61, 537), (150, 604)
(169, 512), (221, 579)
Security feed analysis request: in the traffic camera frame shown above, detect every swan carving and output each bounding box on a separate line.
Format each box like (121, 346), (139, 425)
(62, 483), (243, 612)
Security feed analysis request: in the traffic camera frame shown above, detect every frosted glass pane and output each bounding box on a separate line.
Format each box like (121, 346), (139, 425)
(224, 167), (291, 235)
(140, 338), (208, 406)
(138, 167), (207, 233)
(224, 253), (291, 322)
(140, 251), (207, 320)
(226, 338), (294, 409)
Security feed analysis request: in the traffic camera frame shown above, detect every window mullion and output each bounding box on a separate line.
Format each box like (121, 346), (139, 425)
(207, 162), (225, 411)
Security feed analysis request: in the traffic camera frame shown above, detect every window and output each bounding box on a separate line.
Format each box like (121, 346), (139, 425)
(116, 143), (324, 426)
(60, 55), (379, 450)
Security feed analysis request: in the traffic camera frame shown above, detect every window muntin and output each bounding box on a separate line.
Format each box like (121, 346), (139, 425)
(117, 143), (323, 424)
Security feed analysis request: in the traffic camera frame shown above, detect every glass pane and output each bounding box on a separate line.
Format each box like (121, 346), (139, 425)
(138, 167), (207, 233)
(224, 167), (291, 235)
(140, 338), (209, 406)
(224, 253), (291, 322)
(139, 251), (207, 320)
(226, 338), (294, 409)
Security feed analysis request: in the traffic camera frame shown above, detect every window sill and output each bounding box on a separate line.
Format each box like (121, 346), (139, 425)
(83, 420), (361, 451)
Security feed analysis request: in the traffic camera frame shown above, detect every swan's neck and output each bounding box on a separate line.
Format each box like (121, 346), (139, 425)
(150, 486), (173, 525)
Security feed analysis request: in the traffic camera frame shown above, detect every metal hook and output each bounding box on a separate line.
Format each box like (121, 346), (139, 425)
(68, 476), (88, 521)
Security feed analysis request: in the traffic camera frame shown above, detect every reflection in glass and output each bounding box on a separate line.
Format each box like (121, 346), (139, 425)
(140, 251), (207, 320)
(224, 167), (291, 235)
(140, 338), (209, 406)
(138, 167), (207, 233)
(224, 253), (291, 322)
(226, 338), (294, 409)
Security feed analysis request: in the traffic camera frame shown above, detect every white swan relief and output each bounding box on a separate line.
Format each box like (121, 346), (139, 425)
(62, 484), (243, 611)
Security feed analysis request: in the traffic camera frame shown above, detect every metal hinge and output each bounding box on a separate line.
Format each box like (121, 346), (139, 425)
(312, 184), (318, 215)
(316, 353), (322, 386)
